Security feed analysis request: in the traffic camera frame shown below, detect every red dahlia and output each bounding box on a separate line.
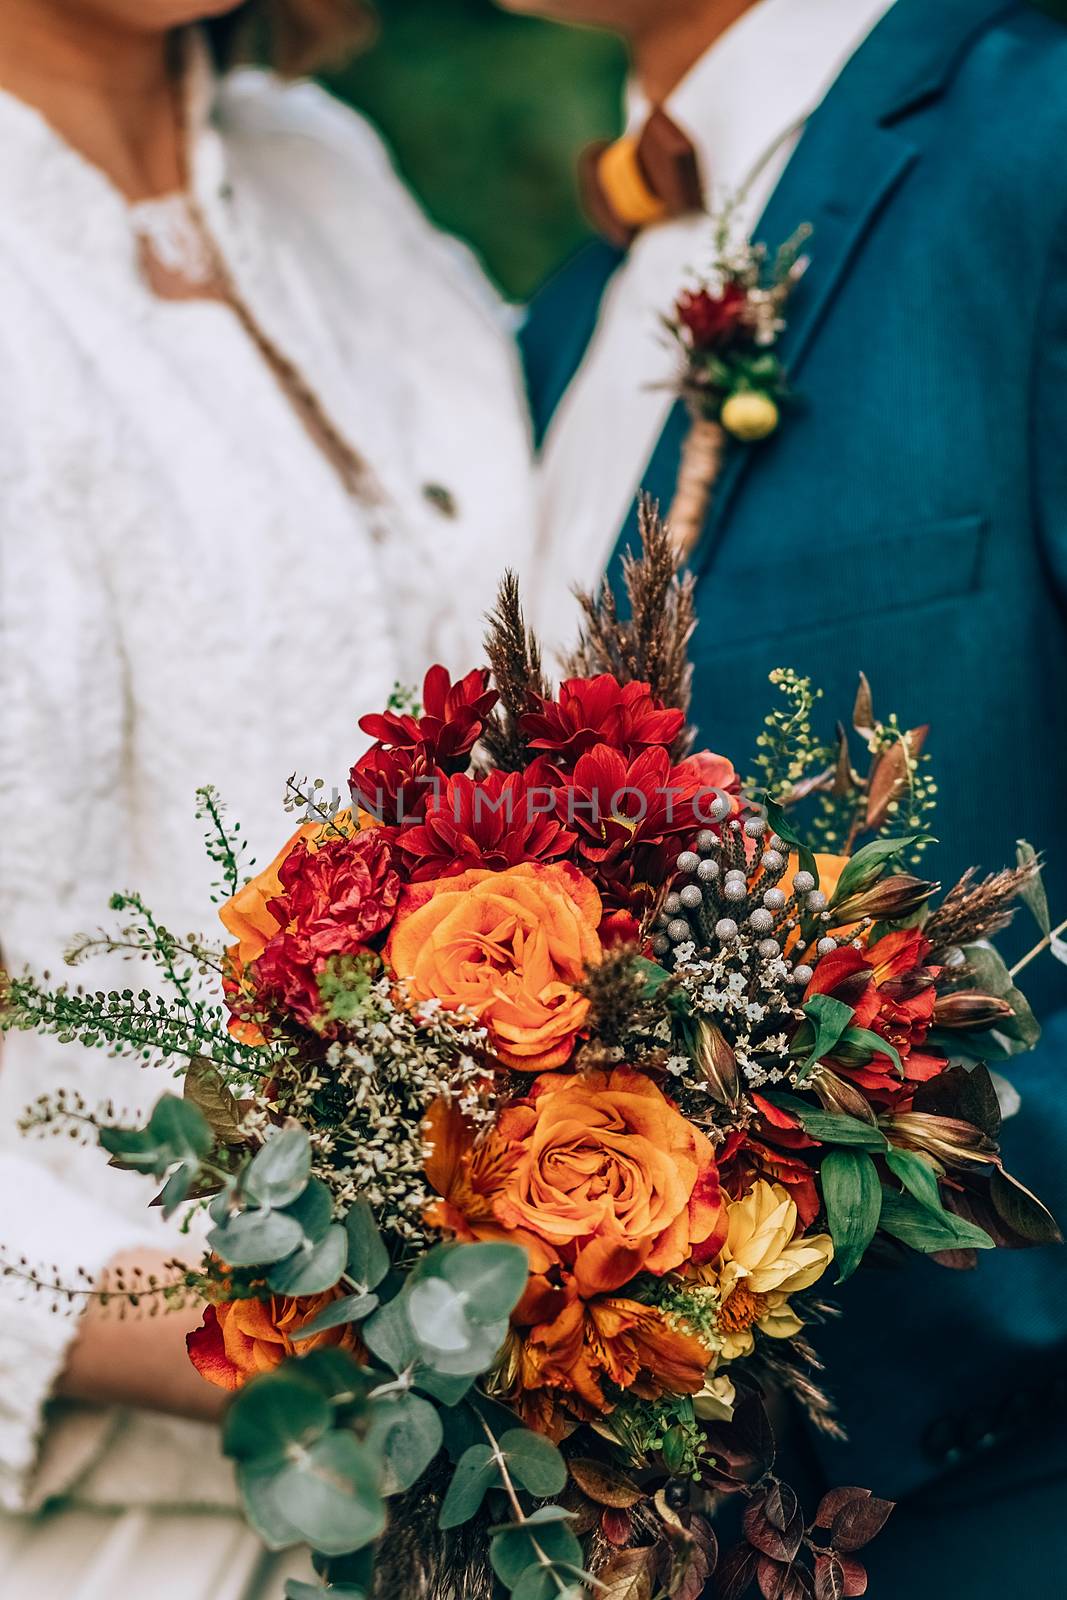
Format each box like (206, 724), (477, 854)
(520, 676), (685, 770)
(396, 769), (577, 880)
(675, 282), (749, 351)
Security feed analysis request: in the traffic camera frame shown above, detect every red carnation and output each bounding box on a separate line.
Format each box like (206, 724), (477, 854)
(250, 932), (328, 1028)
(521, 676), (685, 771)
(268, 831), (400, 956)
(676, 282), (749, 351)
(804, 928), (946, 1108)
(718, 1117), (821, 1230)
(396, 769), (577, 880)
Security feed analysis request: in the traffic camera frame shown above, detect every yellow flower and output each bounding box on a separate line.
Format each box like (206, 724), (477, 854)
(699, 1180), (833, 1359)
(694, 1372), (736, 1423)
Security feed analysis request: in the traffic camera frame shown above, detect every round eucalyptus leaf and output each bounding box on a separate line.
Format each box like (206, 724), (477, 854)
(500, 1430), (567, 1498)
(489, 1521), (583, 1587)
(438, 1243), (529, 1325)
(510, 1566), (558, 1600)
(363, 1292), (418, 1376)
(238, 1462), (305, 1550)
(268, 1224), (349, 1297)
(367, 1392), (443, 1494)
(408, 1277), (473, 1353)
(224, 1374), (332, 1467)
(344, 1200), (390, 1291)
(273, 1430), (386, 1556)
(149, 1094), (213, 1161)
(284, 1177), (336, 1244)
(438, 1443), (498, 1530)
(245, 1126), (313, 1208)
(210, 1208), (305, 1267)
(291, 1292), (380, 1343)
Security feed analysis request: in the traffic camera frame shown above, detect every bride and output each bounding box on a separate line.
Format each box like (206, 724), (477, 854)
(0, 0), (533, 1592)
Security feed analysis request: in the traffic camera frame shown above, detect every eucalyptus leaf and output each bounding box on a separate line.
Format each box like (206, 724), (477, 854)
(223, 1374), (332, 1468)
(271, 1430), (386, 1556)
(367, 1392), (443, 1495)
(344, 1200), (391, 1291)
(490, 1521), (584, 1588)
(286, 1584), (366, 1600)
(285, 1177), (335, 1245)
(408, 1278), (473, 1353)
(268, 1224), (349, 1297)
(436, 1243), (530, 1326)
(822, 1149), (882, 1281)
(239, 1462), (306, 1550)
(500, 1429), (567, 1498)
(292, 1293), (380, 1343)
(245, 1126), (312, 1208)
(509, 1567), (558, 1600)
(438, 1443), (499, 1529)
(209, 1207), (305, 1268)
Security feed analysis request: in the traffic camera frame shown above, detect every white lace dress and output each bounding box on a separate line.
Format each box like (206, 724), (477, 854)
(0, 37), (534, 1599)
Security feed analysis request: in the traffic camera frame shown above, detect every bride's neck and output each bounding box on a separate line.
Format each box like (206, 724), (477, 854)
(0, 1), (184, 201)
(631, 0), (759, 104)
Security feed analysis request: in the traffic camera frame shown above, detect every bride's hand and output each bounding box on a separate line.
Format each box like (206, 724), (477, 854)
(56, 1248), (226, 1423)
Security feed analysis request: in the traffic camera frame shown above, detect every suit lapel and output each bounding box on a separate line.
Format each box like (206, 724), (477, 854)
(608, 0), (1014, 586)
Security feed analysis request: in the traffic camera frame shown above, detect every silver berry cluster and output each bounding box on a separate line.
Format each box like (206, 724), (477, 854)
(652, 815), (838, 988)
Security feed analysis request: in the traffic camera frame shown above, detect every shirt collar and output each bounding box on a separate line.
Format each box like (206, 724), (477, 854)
(627, 0), (899, 204)
(0, 27), (227, 263)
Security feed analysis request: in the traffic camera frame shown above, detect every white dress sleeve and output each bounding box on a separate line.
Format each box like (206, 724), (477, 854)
(0, 321), (160, 1512)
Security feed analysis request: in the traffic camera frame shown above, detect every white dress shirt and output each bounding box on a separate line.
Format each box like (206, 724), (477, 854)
(0, 31), (532, 1596)
(534, 0), (897, 659)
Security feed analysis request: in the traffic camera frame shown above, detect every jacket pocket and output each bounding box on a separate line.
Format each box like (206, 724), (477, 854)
(693, 512), (988, 653)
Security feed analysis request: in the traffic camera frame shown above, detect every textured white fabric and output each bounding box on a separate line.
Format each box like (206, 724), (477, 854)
(533, 0), (896, 659)
(0, 25), (533, 1581)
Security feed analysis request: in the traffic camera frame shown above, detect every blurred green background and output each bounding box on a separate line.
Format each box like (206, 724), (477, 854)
(323, 0), (627, 299)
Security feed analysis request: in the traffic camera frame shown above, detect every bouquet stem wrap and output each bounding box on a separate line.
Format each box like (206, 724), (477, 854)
(668, 414), (725, 558)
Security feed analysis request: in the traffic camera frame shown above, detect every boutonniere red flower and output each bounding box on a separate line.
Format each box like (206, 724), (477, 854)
(665, 212), (811, 556)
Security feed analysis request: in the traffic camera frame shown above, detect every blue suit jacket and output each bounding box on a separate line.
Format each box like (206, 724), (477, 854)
(522, 0), (1067, 1586)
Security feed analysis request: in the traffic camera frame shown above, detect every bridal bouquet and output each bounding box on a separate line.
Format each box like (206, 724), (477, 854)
(4, 510), (1060, 1600)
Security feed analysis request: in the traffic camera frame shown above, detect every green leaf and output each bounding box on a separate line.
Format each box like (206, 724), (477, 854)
(878, 1189), (995, 1253)
(245, 1127), (312, 1208)
(100, 1094), (212, 1179)
(408, 1278), (473, 1353)
(822, 1149), (882, 1281)
(884, 1148), (944, 1215)
(238, 1462), (305, 1550)
(798, 994), (855, 1076)
(632, 957), (674, 997)
(209, 1208), (306, 1267)
(292, 1293), (380, 1343)
(285, 1177), (335, 1244)
(436, 1243), (530, 1326)
(838, 1025), (903, 1077)
(223, 1374), (332, 1468)
(367, 1392), (443, 1495)
(1016, 841), (1050, 937)
(363, 1292), (417, 1375)
(500, 1429), (567, 1498)
(438, 1443), (499, 1529)
(490, 1521), (584, 1588)
(344, 1200), (391, 1291)
(271, 1431), (386, 1556)
(510, 1567), (559, 1600)
(960, 943), (1042, 1056)
(268, 1225), (349, 1297)
(830, 836), (929, 906)
(285, 1584), (367, 1600)
(769, 1096), (887, 1149)
(158, 1163), (196, 1217)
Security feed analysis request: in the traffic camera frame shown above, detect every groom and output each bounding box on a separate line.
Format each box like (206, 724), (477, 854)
(508, 0), (1067, 1591)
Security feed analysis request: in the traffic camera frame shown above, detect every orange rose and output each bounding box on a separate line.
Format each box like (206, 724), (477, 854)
(493, 1067), (725, 1295)
(187, 1291), (360, 1392)
(385, 862), (602, 1071)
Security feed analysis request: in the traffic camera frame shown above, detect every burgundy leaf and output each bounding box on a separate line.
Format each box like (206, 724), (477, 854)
(830, 1496), (894, 1552)
(602, 1507), (634, 1547)
(757, 1556), (789, 1600)
(814, 1488), (872, 1531)
(717, 1543), (759, 1600)
(814, 1553), (845, 1600)
(745, 1484), (804, 1562)
(839, 1556), (868, 1597)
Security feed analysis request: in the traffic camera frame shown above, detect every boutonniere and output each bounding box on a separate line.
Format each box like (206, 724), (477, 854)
(665, 211), (811, 556)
